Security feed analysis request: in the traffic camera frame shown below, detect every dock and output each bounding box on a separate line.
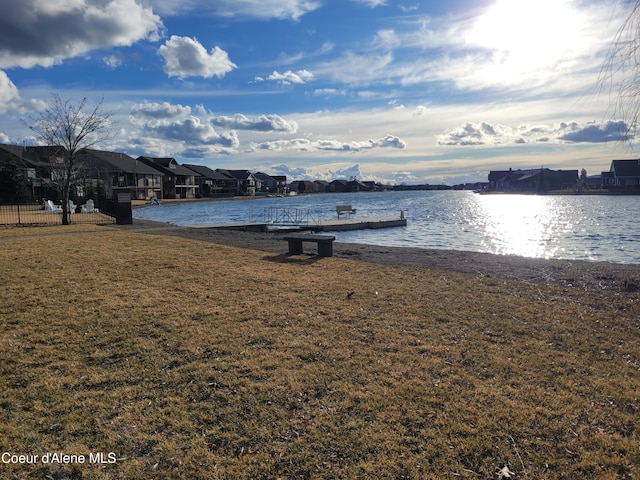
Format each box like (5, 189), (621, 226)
(191, 215), (407, 233)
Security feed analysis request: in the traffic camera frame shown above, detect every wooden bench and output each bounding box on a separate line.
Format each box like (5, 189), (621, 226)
(336, 205), (356, 218)
(283, 233), (336, 257)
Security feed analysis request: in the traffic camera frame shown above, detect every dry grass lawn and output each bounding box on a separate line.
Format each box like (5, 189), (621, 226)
(0, 225), (638, 479)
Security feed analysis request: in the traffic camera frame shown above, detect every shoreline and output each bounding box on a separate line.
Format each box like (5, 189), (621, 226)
(127, 218), (640, 292)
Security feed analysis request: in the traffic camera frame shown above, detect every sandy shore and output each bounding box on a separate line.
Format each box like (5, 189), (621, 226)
(125, 219), (640, 292)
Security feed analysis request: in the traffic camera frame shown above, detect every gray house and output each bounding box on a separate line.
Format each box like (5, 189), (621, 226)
(183, 164), (239, 197)
(137, 157), (198, 199)
(78, 150), (163, 200)
(607, 159), (640, 188)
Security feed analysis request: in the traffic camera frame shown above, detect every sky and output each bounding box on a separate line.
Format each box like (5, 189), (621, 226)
(0, 0), (636, 185)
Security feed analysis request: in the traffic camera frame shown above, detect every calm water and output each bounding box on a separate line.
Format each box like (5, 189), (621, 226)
(133, 191), (640, 264)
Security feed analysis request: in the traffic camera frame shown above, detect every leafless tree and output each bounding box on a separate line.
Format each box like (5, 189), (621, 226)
(599, 1), (640, 140)
(25, 94), (115, 225)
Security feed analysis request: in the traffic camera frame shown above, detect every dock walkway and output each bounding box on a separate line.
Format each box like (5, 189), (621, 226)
(191, 215), (407, 232)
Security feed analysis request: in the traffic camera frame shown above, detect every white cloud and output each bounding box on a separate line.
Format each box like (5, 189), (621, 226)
(143, 116), (239, 147)
(0, 0), (163, 69)
(437, 120), (635, 146)
(266, 163), (365, 181)
(150, 0), (321, 20)
(248, 134), (406, 152)
(158, 36), (237, 79)
(210, 114), (298, 133)
(313, 88), (346, 97)
(103, 54), (123, 69)
(0, 71), (19, 113)
(352, 0), (387, 6)
(265, 69), (314, 85)
(0, 70), (47, 115)
(130, 101), (192, 120)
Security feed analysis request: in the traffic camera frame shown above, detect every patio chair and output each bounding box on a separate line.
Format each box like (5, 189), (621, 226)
(44, 200), (62, 214)
(68, 199), (77, 214)
(81, 199), (98, 213)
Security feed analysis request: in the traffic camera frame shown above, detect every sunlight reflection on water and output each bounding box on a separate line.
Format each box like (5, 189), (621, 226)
(134, 191), (640, 264)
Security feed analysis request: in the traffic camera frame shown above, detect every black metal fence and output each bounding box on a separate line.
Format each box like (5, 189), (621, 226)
(0, 202), (116, 226)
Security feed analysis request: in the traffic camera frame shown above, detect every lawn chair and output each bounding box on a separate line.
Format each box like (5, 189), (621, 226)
(81, 199), (98, 213)
(44, 200), (62, 214)
(68, 199), (77, 214)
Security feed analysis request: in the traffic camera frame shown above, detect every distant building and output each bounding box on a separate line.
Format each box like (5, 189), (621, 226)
(604, 159), (640, 188)
(137, 156), (198, 199)
(79, 150), (163, 200)
(217, 169), (260, 195)
(487, 168), (578, 192)
(183, 164), (238, 197)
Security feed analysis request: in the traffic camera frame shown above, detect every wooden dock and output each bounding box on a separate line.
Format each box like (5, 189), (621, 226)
(191, 215), (407, 233)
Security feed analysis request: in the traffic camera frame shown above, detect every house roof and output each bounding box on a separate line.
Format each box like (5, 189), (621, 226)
(0, 144), (62, 168)
(611, 159), (640, 177)
(220, 169), (255, 180)
(138, 156), (199, 177)
(79, 149), (163, 175)
(184, 164), (237, 181)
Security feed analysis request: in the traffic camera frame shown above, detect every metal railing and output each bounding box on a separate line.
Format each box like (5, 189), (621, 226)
(0, 202), (116, 226)
(252, 207), (323, 227)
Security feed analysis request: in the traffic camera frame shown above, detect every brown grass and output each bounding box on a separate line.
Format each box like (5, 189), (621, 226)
(0, 225), (638, 479)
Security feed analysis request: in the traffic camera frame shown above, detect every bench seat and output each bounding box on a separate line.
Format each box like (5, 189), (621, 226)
(283, 234), (336, 257)
(336, 205), (356, 217)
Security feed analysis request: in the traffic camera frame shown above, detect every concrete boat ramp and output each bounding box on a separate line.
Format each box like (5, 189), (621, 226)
(191, 215), (407, 233)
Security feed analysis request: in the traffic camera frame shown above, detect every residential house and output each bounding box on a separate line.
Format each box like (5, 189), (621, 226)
(217, 169), (260, 195)
(314, 180), (330, 193)
(78, 149), (163, 200)
(183, 164), (239, 197)
(601, 171), (616, 187)
(137, 156), (198, 199)
(347, 179), (371, 192)
(329, 179), (349, 192)
(488, 168), (578, 192)
(289, 180), (318, 194)
(253, 172), (281, 194)
(606, 159), (640, 188)
(0, 144), (58, 202)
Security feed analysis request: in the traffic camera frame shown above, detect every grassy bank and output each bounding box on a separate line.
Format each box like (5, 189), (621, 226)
(0, 225), (638, 479)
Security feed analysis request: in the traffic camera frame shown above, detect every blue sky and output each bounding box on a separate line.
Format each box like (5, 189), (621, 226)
(0, 0), (635, 184)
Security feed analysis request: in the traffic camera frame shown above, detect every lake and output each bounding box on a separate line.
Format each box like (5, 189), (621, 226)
(133, 190), (640, 264)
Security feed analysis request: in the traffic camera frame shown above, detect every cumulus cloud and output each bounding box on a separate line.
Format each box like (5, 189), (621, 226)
(0, 71), (19, 113)
(130, 101), (192, 120)
(158, 36), (236, 79)
(210, 114), (298, 133)
(103, 54), (123, 69)
(248, 134), (406, 152)
(438, 120), (635, 146)
(0, 0), (162, 69)
(0, 70), (47, 115)
(143, 116), (239, 148)
(267, 163), (365, 181)
(556, 120), (632, 143)
(265, 69), (313, 85)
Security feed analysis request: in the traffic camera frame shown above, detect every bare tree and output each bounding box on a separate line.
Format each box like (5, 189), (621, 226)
(25, 94), (115, 225)
(599, 1), (640, 140)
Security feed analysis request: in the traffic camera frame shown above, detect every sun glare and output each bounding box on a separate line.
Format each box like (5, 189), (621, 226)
(467, 0), (583, 75)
